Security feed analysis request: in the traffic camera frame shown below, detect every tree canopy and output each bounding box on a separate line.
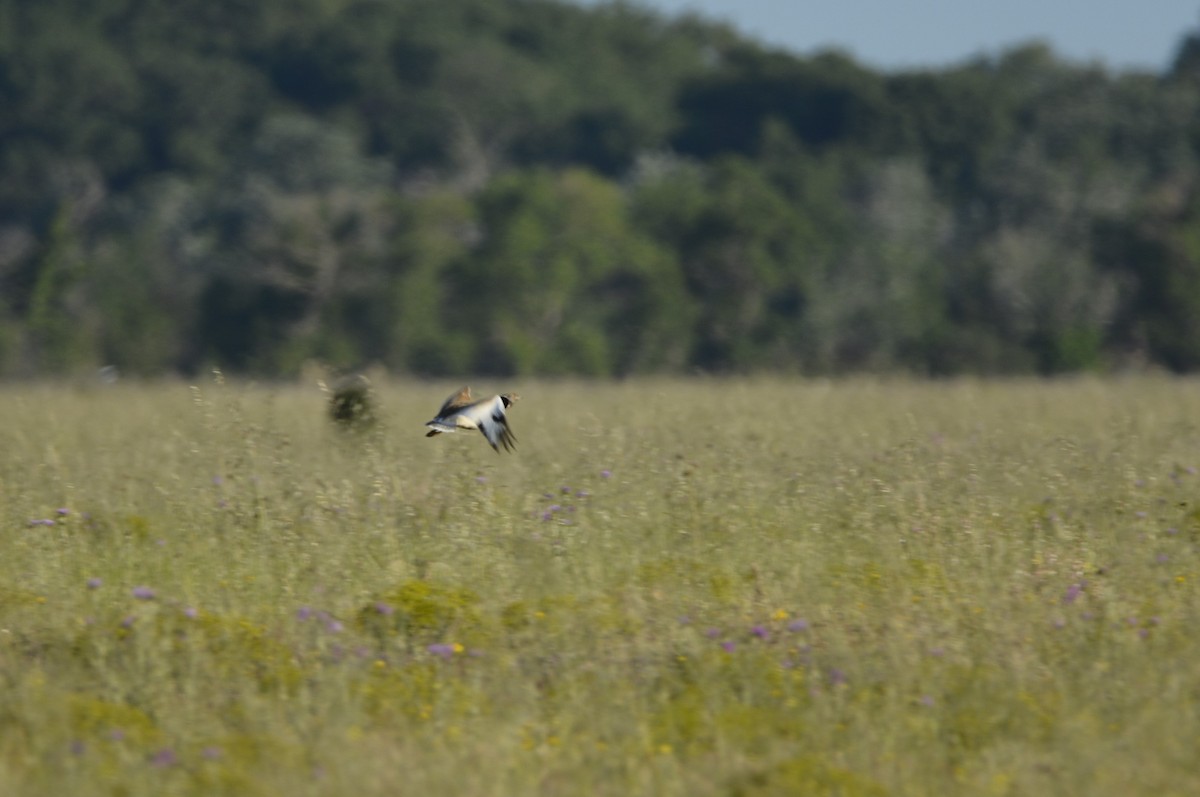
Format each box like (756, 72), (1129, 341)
(2, 0), (1200, 377)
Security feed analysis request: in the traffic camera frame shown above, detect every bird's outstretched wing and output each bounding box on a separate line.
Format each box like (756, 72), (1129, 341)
(456, 394), (518, 452)
(437, 386), (473, 416)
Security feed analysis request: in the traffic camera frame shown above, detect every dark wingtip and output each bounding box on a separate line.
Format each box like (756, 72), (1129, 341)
(478, 426), (499, 451)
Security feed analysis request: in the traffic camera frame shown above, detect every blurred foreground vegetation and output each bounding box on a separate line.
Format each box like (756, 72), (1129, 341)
(0, 377), (1198, 795)
(4, 1), (1200, 377)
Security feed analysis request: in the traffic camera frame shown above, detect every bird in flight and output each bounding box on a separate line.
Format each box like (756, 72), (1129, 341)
(424, 386), (519, 452)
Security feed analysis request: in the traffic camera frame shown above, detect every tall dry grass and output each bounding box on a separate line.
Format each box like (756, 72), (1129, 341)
(0, 376), (1197, 795)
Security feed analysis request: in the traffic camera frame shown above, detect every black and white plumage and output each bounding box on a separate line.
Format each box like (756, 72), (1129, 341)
(424, 386), (519, 452)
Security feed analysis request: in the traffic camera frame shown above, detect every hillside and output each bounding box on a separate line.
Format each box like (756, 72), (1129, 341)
(2, 0), (1200, 376)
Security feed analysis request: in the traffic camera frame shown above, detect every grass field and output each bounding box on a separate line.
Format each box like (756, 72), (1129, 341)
(1, 375), (1198, 796)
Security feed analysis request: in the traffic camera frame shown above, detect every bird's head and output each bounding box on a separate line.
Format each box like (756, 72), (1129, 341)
(500, 393), (519, 408)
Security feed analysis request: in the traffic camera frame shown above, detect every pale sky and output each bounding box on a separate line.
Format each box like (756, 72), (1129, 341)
(582, 0), (1199, 73)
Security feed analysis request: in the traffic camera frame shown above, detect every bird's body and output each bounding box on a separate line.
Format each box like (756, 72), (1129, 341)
(425, 386), (519, 452)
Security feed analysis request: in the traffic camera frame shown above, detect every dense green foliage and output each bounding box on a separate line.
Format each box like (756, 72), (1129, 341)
(3, 0), (1200, 376)
(1, 377), (1199, 795)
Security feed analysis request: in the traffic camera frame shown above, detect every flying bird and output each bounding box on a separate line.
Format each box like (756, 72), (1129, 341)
(424, 386), (519, 452)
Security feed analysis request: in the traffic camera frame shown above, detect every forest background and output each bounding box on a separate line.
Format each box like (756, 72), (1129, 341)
(5, 0), (1200, 379)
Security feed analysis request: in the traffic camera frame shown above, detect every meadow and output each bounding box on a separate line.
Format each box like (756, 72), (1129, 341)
(0, 375), (1197, 796)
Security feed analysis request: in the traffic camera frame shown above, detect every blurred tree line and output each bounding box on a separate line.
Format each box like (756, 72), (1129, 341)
(3, 0), (1200, 377)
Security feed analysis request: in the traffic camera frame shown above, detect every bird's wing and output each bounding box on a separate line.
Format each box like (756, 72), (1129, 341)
(437, 386), (473, 417)
(457, 394), (517, 452)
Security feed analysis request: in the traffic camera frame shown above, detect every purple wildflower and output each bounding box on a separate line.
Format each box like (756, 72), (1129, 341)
(829, 668), (847, 686)
(541, 511), (553, 521)
(1157, 553), (1169, 564)
(427, 643), (455, 659)
(750, 625), (769, 640)
(720, 641), (736, 653)
(1062, 583), (1083, 604)
(69, 740), (85, 756)
(920, 695), (935, 707)
(183, 607), (198, 619)
(202, 746), (222, 760)
(475, 475), (488, 484)
(326, 620), (344, 634)
(575, 489), (590, 498)
(705, 627), (721, 639)
(120, 615), (136, 629)
(787, 619), (809, 632)
(548, 504), (563, 513)
(56, 508), (70, 516)
(131, 586), (156, 600)
(149, 748), (177, 767)
(296, 606), (313, 621)
(600, 469), (612, 479)
(561, 486), (572, 494)
(87, 578), (102, 590)
(374, 601), (394, 616)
